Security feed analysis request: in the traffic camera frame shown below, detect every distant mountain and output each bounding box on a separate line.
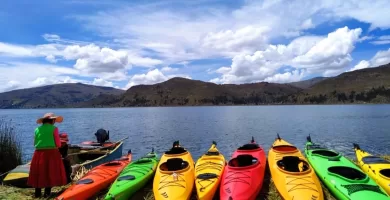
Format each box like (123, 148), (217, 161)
(289, 77), (328, 89)
(2, 63), (390, 108)
(0, 83), (124, 108)
(86, 77), (302, 107)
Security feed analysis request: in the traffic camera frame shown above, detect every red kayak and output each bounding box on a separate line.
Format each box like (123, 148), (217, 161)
(56, 150), (132, 200)
(220, 137), (266, 200)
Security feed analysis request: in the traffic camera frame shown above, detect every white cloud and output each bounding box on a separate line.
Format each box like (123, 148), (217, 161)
(301, 18), (314, 30)
(371, 48), (390, 67)
(0, 42), (34, 57)
(92, 78), (114, 87)
(161, 66), (178, 73)
(202, 26), (269, 54)
(213, 27), (362, 84)
(346, 48), (390, 72)
(264, 70), (306, 83)
(42, 34), (61, 42)
(348, 60), (371, 72)
(125, 69), (191, 88)
(45, 55), (58, 63)
(371, 35), (390, 45)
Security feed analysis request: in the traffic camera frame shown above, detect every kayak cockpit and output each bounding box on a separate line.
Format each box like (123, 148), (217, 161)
(160, 158), (189, 171)
(277, 156), (310, 173)
(362, 156), (390, 164)
(238, 143), (260, 150)
(379, 169), (390, 178)
(165, 147), (187, 155)
(228, 155), (258, 167)
(272, 145), (298, 153)
(311, 150), (339, 157)
(328, 166), (366, 180)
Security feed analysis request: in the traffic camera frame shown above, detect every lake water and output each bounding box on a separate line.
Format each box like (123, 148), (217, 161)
(1, 105), (390, 162)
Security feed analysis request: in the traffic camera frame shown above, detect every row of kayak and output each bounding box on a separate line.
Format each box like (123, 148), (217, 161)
(54, 136), (390, 200)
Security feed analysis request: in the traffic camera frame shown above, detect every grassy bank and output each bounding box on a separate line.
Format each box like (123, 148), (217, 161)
(1, 156), (389, 200)
(0, 119), (22, 182)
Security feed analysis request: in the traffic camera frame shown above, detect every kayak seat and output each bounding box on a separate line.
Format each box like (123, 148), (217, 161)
(273, 145), (297, 152)
(205, 151), (220, 156)
(277, 156), (309, 173)
(379, 169), (390, 178)
(165, 147), (187, 155)
(312, 150), (339, 157)
(228, 155), (258, 167)
(328, 166), (366, 180)
(197, 173), (218, 180)
(362, 156), (390, 164)
(160, 158), (189, 171)
(76, 178), (94, 185)
(118, 175), (136, 181)
(238, 143), (260, 150)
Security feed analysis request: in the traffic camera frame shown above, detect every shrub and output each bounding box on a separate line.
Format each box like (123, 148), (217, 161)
(0, 119), (22, 182)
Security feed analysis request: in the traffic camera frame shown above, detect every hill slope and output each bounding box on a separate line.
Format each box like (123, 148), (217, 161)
(0, 83), (124, 108)
(87, 77), (302, 107)
(298, 63), (390, 103)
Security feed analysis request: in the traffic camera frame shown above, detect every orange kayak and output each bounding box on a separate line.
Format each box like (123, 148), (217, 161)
(56, 150), (132, 200)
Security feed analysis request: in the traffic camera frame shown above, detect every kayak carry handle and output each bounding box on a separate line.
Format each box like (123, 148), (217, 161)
(172, 140), (180, 147)
(251, 136), (255, 143)
(353, 143), (360, 150)
(127, 149), (132, 154)
(151, 147), (154, 153)
(277, 133), (281, 141)
(307, 135), (312, 142)
(212, 141), (217, 146)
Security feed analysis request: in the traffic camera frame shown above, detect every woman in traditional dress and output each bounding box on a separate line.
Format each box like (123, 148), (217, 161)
(28, 113), (67, 198)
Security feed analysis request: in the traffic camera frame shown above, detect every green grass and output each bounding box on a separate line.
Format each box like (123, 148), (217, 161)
(1, 156), (389, 200)
(0, 119), (22, 181)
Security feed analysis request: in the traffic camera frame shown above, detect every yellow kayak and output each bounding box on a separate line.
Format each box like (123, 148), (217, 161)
(268, 135), (324, 200)
(354, 143), (390, 195)
(195, 141), (225, 200)
(153, 141), (195, 200)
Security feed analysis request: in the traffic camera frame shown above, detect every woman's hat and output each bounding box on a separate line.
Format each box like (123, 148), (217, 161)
(59, 133), (69, 143)
(36, 113), (64, 124)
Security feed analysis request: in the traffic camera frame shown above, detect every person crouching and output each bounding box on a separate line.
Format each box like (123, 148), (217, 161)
(28, 113), (67, 198)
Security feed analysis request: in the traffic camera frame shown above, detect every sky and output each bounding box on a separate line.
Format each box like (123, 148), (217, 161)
(1, 0), (390, 92)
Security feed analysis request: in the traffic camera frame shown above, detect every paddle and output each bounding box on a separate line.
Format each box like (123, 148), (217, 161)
(67, 136), (129, 156)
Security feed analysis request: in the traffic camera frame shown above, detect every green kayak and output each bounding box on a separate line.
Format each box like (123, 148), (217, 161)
(304, 136), (389, 200)
(105, 149), (159, 200)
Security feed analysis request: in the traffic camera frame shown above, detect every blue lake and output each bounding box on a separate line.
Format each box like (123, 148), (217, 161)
(1, 105), (390, 162)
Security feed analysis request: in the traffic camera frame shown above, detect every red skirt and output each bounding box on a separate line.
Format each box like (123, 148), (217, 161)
(27, 149), (67, 188)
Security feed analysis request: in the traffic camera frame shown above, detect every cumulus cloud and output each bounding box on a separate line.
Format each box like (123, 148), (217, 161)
(370, 48), (390, 67)
(92, 78), (114, 87)
(347, 48), (390, 72)
(301, 19), (314, 30)
(125, 69), (191, 88)
(45, 55), (58, 63)
(213, 27), (362, 84)
(348, 60), (371, 72)
(202, 26), (269, 54)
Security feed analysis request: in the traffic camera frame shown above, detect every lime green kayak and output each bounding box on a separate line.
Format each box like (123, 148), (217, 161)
(105, 149), (159, 200)
(304, 136), (389, 200)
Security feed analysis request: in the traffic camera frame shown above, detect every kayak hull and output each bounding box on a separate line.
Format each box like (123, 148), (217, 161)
(153, 144), (195, 200)
(105, 152), (158, 200)
(220, 141), (266, 200)
(354, 145), (390, 196)
(268, 138), (324, 200)
(195, 143), (226, 200)
(56, 154), (132, 200)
